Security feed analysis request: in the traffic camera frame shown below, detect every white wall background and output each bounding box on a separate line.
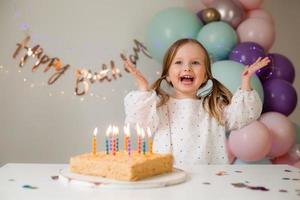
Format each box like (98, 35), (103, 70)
(0, 0), (299, 166)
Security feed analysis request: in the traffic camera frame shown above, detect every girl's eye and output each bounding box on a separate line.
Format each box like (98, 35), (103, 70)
(174, 61), (182, 65)
(192, 61), (200, 65)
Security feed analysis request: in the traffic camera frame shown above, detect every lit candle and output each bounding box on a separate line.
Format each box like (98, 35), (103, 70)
(92, 127), (98, 156)
(136, 123), (142, 154)
(147, 127), (153, 155)
(141, 128), (146, 155)
(128, 136), (131, 156)
(112, 126), (116, 156)
(124, 124), (130, 152)
(105, 125), (112, 155)
(124, 124), (131, 156)
(115, 126), (120, 152)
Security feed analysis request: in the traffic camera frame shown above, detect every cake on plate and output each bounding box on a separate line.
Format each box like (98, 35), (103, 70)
(69, 151), (173, 181)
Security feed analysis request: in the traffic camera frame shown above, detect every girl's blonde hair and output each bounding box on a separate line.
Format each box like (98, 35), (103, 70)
(150, 38), (233, 124)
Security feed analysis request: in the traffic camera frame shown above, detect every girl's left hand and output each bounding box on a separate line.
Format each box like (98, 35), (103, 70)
(241, 57), (271, 80)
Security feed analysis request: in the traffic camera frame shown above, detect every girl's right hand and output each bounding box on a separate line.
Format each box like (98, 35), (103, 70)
(124, 59), (149, 91)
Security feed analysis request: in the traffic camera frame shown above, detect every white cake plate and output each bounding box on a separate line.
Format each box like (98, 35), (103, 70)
(59, 168), (187, 189)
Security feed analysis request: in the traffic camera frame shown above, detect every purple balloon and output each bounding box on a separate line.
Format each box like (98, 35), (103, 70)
(229, 42), (265, 65)
(263, 79), (298, 116)
(196, 10), (204, 22)
(265, 53), (295, 83)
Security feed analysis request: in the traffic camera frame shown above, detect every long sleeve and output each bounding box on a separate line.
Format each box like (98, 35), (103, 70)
(124, 90), (159, 131)
(223, 88), (262, 131)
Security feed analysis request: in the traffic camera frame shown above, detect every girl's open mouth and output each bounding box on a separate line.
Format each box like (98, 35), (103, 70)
(180, 75), (194, 84)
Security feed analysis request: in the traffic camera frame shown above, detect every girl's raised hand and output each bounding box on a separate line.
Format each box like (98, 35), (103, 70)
(124, 59), (149, 91)
(242, 57), (271, 80)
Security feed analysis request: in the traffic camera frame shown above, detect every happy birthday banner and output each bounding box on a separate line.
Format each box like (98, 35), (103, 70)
(12, 36), (152, 96)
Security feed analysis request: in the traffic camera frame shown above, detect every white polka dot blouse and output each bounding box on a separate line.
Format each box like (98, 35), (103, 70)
(124, 89), (262, 170)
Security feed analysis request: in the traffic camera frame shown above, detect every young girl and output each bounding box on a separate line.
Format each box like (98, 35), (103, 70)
(123, 38), (270, 169)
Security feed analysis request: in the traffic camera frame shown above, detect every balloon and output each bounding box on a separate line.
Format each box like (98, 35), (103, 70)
(197, 22), (238, 61)
(259, 112), (296, 158)
(196, 9), (205, 22)
(145, 7), (203, 62)
(294, 123), (300, 144)
(272, 144), (300, 165)
(212, 60), (264, 100)
(226, 139), (236, 163)
(201, 0), (216, 6)
(234, 157), (272, 165)
(264, 53), (295, 83)
(201, 8), (221, 24)
(262, 79), (297, 116)
(247, 9), (273, 24)
(210, 0), (246, 28)
(238, 0), (263, 10)
(229, 42), (265, 65)
(294, 161), (300, 168)
(229, 121), (272, 161)
(237, 18), (275, 51)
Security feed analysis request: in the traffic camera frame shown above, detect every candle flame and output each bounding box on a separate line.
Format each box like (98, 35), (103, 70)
(147, 127), (152, 137)
(115, 126), (119, 135)
(136, 123), (141, 136)
(124, 123), (130, 137)
(106, 125), (112, 137)
(93, 127), (98, 136)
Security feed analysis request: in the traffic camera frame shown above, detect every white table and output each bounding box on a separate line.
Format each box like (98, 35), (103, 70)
(0, 163), (299, 200)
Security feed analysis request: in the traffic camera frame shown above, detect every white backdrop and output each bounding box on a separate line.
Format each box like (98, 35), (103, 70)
(0, 0), (299, 165)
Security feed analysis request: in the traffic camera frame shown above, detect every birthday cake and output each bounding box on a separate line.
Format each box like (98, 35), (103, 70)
(69, 151), (173, 181)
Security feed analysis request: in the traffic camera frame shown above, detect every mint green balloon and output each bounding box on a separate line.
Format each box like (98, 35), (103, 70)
(197, 22), (237, 62)
(145, 7), (203, 63)
(293, 122), (300, 144)
(212, 60), (264, 101)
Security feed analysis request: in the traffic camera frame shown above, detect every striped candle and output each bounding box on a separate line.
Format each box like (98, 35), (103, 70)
(136, 124), (142, 154)
(105, 125), (112, 155)
(141, 128), (146, 155)
(147, 127), (153, 154)
(128, 137), (131, 156)
(92, 127), (98, 156)
(116, 126), (119, 152)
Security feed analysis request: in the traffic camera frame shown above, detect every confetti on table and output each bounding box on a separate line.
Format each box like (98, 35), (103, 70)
(247, 185), (269, 191)
(282, 177), (290, 180)
(216, 171), (228, 176)
(292, 178), (299, 181)
(94, 182), (103, 186)
(202, 182), (211, 185)
(234, 170), (243, 173)
(8, 179), (15, 181)
(51, 176), (59, 180)
(231, 182), (269, 191)
(231, 183), (246, 188)
(22, 185), (38, 189)
(279, 189), (288, 193)
(284, 169), (292, 172)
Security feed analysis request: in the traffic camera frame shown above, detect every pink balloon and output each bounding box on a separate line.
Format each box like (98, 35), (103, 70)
(247, 9), (273, 24)
(229, 121), (272, 162)
(272, 144), (300, 165)
(294, 161), (300, 168)
(237, 17), (275, 50)
(259, 112), (296, 158)
(238, 0), (263, 10)
(201, 0), (216, 6)
(226, 139), (236, 163)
